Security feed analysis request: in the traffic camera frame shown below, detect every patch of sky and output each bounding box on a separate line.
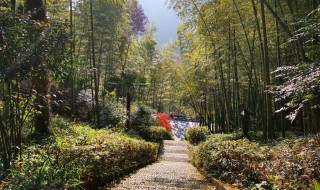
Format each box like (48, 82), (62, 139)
(139, 0), (181, 45)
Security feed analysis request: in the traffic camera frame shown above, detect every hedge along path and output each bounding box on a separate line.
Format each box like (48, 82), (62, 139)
(107, 140), (215, 190)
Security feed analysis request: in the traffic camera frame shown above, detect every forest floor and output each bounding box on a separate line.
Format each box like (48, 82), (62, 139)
(107, 140), (214, 190)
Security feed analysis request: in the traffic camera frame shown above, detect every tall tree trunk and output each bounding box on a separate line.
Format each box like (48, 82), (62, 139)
(89, 38), (96, 123)
(11, 0), (15, 12)
(70, 0), (75, 117)
(126, 89), (131, 128)
(275, 0), (285, 138)
(0, 115), (11, 173)
(313, 0), (318, 9)
(310, 99), (320, 133)
(251, 0), (266, 136)
(0, 83), (11, 173)
(303, 104), (309, 136)
(218, 57), (231, 132)
(233, 29), (240, 131)
(227, 26), (233, 127)
(26, 0), (50, 134)
(260, 0), (274, 139)
(89, 0), (100, 128)
(33, 71), (51, 134)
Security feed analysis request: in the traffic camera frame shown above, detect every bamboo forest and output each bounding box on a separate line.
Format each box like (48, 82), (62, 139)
(0, 0), (319, 189)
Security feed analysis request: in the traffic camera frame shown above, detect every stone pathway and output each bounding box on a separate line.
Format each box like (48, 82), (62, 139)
(107, 140), (214, 190)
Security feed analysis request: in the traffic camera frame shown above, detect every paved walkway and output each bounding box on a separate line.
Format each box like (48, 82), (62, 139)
(107, 140), (214, 190)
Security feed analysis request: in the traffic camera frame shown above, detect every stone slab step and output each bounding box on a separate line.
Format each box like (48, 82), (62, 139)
(163, 146), (188, 154)
(160, 154), (189, 162)
(163, 140), (190, 147)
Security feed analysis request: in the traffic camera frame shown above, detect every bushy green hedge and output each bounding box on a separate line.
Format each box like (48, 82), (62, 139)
(190, 133), (320, 189)
(134, 126), (173, 142)
(3, 119), (158, 190)
(99, 102), (124, 128)
(185, 126), (210, 144)
(130, 106), (156, 127)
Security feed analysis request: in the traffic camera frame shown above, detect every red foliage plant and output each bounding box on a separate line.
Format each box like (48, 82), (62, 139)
(157, 113), (173, 131)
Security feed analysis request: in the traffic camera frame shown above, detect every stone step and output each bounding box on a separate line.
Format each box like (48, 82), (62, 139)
(163, 146), (189, 154)
(160, 153), (189, 162)
(163, 149), (188, 154)
(163, 140), (190, 147)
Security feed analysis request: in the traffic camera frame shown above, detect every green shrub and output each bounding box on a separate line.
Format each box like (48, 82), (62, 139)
(315, 180), (320, 190)
(148, 126), (173, 142)
(185, 126), (210, 144)
(5, 120), (158, 190)
(190, 133), (320, 189)
(75, 90), (94, 121)
(136, 126), (173, 142)
(99, 100), (125, 128)
(130, 106), (155, 127)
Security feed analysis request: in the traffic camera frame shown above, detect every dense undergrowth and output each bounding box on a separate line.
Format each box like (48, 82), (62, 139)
(1, 117), (159, 190)
(189, 132), (320, 189)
